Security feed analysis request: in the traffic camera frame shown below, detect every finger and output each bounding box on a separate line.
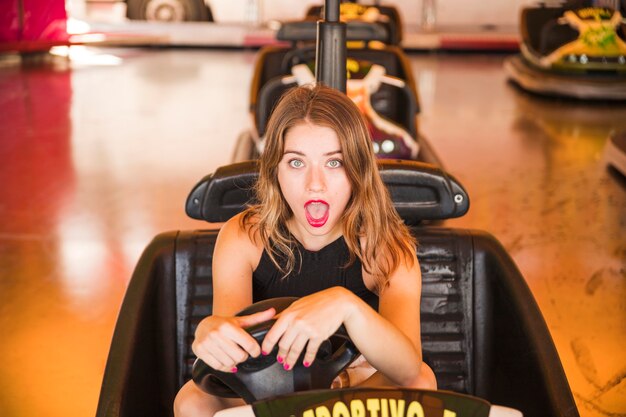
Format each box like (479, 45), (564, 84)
(224, 324), (264, 358)
(202, 351), (238, 373)
(283, 333), (310, 370)
(193, 328), (247, 369)
(276, 327), (299, 368)
(192, 336), (219, 362)
(236, 308), (276, 328)
(261, 316), (290, 357)
(302, 338), (323, 368)
(193, 342), (237, 372)
(216, 337), (251, 365)
(204, 338), (241, 370)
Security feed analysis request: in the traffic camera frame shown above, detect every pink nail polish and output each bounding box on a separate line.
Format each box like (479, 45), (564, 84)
(231, 367), (238, 373)
(303, 361), (310, 368)
(283, 363), (290, 370)
(277, 356), (283, 363)
(261, 350), (268, 356)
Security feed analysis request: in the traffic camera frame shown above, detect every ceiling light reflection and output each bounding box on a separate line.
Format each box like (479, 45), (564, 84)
(49, 45), (123, 66)
(57, 211), (109, 312)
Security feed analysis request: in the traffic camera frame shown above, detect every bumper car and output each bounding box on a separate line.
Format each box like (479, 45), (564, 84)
(305, 1), (404, 45)
(258, 57), (420, 160)
(504, 1), (626, 100)
(234, 21), (438, 164)
(96, 159), (579, 417)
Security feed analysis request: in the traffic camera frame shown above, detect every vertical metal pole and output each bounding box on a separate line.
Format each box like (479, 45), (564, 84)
(315, 0), (346, 93)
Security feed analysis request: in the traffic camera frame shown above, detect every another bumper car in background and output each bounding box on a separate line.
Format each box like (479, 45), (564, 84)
(233, 20), (439, 164)
(305, 1), (404, 46)
(504, 1), (626, 100)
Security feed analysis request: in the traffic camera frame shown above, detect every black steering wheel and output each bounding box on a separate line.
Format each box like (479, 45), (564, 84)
(192, 297), (360, 403)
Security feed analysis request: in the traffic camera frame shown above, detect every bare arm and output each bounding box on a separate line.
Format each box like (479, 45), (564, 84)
(211, 213), (258, 316)
(192, 213), (275, 372)
(343, 256), (423, 387)
(346, 257), (424, 387)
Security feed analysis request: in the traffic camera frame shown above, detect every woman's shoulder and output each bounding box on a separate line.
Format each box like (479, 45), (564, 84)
(212, 213), (264, 292)
(217, 212), (264, 255)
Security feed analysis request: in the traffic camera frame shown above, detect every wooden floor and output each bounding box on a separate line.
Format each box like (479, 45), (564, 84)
(0, 47), (624, 417)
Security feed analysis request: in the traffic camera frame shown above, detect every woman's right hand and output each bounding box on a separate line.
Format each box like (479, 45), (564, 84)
(192, 307), (276, 372)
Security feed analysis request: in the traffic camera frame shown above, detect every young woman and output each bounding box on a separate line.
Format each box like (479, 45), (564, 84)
(174, 85), (436, 417)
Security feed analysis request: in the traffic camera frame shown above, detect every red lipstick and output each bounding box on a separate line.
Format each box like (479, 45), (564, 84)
(304, 200), (329, 228)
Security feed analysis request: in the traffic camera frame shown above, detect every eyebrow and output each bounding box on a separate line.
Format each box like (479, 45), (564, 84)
(282, 150), (342, 156)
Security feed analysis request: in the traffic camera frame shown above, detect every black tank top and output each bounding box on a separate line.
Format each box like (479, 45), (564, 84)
(253, 236), (379, 311)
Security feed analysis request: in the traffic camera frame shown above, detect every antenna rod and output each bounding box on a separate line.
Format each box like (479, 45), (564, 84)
(315, 0), (346, 93)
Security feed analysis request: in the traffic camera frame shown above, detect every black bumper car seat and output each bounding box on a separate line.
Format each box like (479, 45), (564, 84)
(97, 160), (578, 417)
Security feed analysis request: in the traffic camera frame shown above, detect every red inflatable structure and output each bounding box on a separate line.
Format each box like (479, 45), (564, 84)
(0, 0), (69, 52)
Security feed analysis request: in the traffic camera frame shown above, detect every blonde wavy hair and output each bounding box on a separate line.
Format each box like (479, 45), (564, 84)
(241, 84), (416, 291)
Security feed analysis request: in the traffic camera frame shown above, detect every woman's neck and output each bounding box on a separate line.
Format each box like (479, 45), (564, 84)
(285, 218), (344, 252)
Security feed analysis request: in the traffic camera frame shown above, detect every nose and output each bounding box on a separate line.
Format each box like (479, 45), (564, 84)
(306, 166), (326, 193)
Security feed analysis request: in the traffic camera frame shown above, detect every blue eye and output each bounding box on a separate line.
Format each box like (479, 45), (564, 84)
(327, 159), (343, 168)
(289, 159), (304, 168)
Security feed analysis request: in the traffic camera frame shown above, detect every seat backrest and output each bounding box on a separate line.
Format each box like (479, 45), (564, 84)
(520, 6), (566, 54)
(538, 19), (578, 55)
(173, 228), (479, 394)
(186, 160), (469, 225)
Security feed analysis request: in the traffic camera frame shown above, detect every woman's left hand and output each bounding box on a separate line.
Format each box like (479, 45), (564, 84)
(261, 287), (355, 370)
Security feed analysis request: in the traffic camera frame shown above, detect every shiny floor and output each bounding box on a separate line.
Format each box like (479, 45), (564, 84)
(0, 47), (624, 417)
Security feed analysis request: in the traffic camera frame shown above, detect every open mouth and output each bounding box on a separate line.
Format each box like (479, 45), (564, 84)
(304, 200), (329, 228)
